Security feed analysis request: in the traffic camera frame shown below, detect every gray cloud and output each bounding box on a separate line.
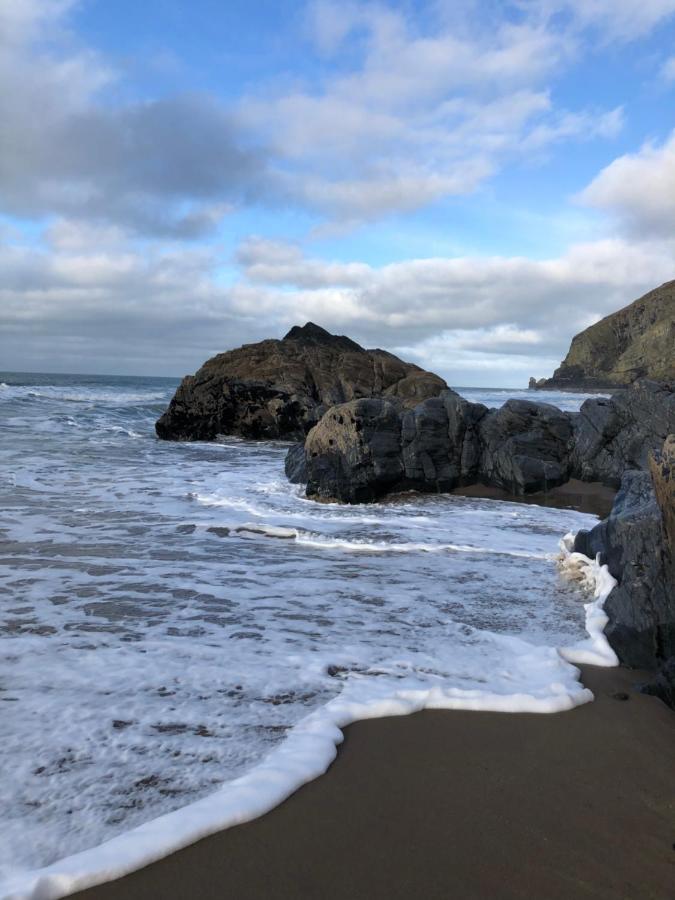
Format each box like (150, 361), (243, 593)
(0, 6), (268, 236)
(0, 0), (637, 234)
(2, 224), (672, 383)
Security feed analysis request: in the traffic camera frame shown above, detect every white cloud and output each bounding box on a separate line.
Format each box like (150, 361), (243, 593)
(578, 131), (675, 237)
(234, 2), (626, 222)
(522, 0), (675, 41)
(662, 55), (675, 80)
(2, 214), (672, 381)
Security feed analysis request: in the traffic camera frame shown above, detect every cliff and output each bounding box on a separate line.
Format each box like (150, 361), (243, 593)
(531, 280), (674, 390)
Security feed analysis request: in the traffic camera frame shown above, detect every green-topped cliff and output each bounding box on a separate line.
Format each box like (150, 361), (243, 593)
(531, 280), (674, 390)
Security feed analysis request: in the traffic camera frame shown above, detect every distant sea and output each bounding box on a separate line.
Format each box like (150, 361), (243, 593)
(0, 373), (614, 897)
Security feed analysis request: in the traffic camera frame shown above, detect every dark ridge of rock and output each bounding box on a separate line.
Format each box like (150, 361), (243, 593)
(531, 280), (675, 390)
(572, 379), (675, 485)
(156, 324), (447, 441)
(299, 391), (577, 503)
(478, 400), (573, 494)
(305, 398), (405, 504)
(572, 470), (673, 669)
(289, 379), (673, 504)
(573, 435), (674, 703)
(284, 442), (308, 484)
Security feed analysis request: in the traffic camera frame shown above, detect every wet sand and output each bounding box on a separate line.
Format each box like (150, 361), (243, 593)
(452, 479), (617, 519)
(74, 666), (674, 900)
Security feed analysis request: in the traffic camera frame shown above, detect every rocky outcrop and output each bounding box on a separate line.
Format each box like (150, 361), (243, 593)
(572, 380), (675, 485)
(291, 379), (672, 504)
(156, 323), (446, 441)
(573, 469), (673, 669)
(295, 392), (580, 503)
(531, 280), (674, 390)
(478, 400), (573, 494)
(573, 436), (674, 703)
(288, 380), (675, 695)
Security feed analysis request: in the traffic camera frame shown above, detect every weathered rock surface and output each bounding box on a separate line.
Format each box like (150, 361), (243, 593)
(478, 400), (573, 494)
(531, 280), (674, 390)
(156, 323), (446, 441)
(573, 470), (673, 669)
(294, 380), (673, 503)
(297, 391), (585, 502)
(573, 435), (674, 701)
(572, 379), (675, 485)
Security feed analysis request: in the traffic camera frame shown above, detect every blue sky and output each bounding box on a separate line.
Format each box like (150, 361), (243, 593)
(1, 0), (673, 385)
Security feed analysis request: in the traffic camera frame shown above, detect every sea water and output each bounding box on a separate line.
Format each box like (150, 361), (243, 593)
(0, 374), (616, 899)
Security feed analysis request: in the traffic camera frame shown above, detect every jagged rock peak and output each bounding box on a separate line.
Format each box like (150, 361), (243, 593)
(156, 324), (447, 441)
(282, 322), (363, 352)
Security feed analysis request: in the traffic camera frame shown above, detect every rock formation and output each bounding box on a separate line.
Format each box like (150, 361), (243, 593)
(156, 323), (446, 441)
(287, 378), (675, 696)
(530, 280), (674, 390)
(574, 435), (674, 704)
(290, 379), (673, 503)
(572, 380), (675, 485)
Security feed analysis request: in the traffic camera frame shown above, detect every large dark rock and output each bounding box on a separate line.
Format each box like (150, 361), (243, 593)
(304, 398), (406, 503)
(156, 323), (446, 441)
(531, 280), (675, 390)
(572, 379), (675, 485)
(478, 400), (573, 494)
(573, 433), (674, 698)
(573, 470), (673, 669)
(296, 391), (579, 503)
(400, 393), (488, 493)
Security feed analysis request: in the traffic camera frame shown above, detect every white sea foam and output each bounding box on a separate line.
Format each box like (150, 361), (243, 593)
(558, 534), (619, 667)
(0, 375), (619, 900)
(2, 633), (594, 900)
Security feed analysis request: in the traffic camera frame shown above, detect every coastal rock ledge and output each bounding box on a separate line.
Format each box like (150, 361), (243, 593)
(156, 323), (446, 441)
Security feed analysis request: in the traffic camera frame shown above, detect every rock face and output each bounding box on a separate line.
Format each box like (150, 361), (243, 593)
(156, 323), (446, 441)
(573, 435), (674, 702)
(572, 379), (675, 485)
(573, 469), (673, 669)
(295, 391), (584, 503)
(478, 400), (573, 494)
(532, 280), (675, 390)
(293, 379), (672, 504)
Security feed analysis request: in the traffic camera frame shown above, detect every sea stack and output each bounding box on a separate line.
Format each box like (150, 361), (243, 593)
(530, 280), (674, 391)
(155, 323), (447, 441)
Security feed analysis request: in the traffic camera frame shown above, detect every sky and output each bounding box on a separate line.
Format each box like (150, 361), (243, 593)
(0, 0), (674, 387)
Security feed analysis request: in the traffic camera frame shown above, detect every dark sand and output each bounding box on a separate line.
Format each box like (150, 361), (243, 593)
(75, 666), (674, 900)
(453, 479), (617, 519)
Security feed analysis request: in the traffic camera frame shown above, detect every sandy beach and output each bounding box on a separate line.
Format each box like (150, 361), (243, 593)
(452, 478), (617, 519)
(73, 665), (674, 900)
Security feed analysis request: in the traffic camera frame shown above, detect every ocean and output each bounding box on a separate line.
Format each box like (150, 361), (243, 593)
(0, 373), (616, 898)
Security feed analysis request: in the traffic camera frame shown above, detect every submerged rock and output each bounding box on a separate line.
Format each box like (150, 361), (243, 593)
(156, 323), (446, 441)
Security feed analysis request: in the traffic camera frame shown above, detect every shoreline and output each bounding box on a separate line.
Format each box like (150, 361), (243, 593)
(452, 478), (616, 519)
(73, 665), (674, 900)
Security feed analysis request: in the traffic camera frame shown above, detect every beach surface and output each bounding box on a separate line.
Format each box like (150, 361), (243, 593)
(452, 478), (617, 519)
(74, 665), (674, 900)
